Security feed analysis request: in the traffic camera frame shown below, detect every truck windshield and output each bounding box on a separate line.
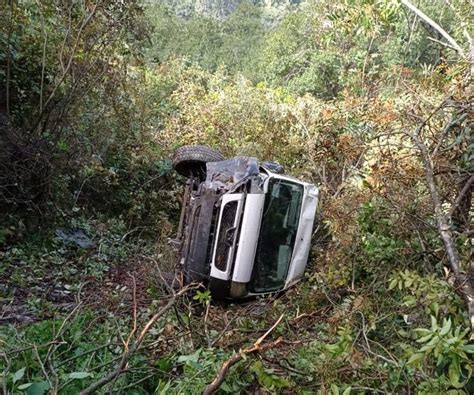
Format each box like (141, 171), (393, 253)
(250, 178), (304, 293)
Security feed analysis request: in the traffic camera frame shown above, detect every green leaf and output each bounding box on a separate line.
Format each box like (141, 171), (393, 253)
(177, 348), (201, 364)
(188, 360), (203, 370)
(448, 361), (462, 388)
(179, 313), (189, 325)
(430, 302), (439, 316)
(416, 333), (433, 343)
(436, 353), (444, 367)
(13, 367), (26, 384)
(403, 296), (416, 306)
(26, 381), (50, 395)
(342, 387), (352, 395)
(388, 278), (398, 290)
(330, 383), (340, 395)
(439, 318), (452, 336)
(220, 381), (233, 392)
(156, 380), (171, 395)
(407, 353), (424, 367)
(68, 371), (92, 379)
(414, 328), (431, 336)
(464, 362), (473, 377)
(462, 344), (474, 353)
(426, 335), (440, 347)
(155, 357), (172, 371)
(419, 344), (435, 354)
(17, 383), (32, 390)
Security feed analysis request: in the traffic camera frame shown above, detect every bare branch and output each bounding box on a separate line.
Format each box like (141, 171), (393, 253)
(431, 113), (468, 157)
(36, 0), (48, 114)
(448, 174), (474, 219)
(400, 0), (465, 56)
(204, 337), (284, 395)
(203, 314), (285, 395)
(427, 36), (458, 51)
(5, 0), (14, 118)
(408, 128), (461, 275)
(124, 273), (138, 352)
(31, 2), (100, 133)
(254, 313), (284, 346)
(406, 116), (474, 333)
(79, 284), (196, 395)
(443, 0), (472, 43)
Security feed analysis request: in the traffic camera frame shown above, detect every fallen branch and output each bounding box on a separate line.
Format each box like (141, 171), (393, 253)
(79, 284), (196, 395)
(203, 314), (284, 395)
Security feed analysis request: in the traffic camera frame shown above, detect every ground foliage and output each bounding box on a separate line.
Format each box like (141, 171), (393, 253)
(0, 0), (473, 394)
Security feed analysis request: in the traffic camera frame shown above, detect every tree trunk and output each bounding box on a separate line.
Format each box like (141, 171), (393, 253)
(410, 132), (474, 334)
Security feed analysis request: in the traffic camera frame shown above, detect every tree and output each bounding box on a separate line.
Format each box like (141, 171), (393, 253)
(399, 0), (473, 334)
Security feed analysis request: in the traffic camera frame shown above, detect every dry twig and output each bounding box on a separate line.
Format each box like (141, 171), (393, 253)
(124, 273), (138, 352)
(203, 314), (285, 395)
(79, 283), (196, 395)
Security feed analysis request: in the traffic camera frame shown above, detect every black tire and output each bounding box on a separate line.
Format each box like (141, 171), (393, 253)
(172, 145), (225, 179)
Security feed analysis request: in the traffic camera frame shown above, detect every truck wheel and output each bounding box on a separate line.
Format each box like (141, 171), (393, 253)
(172, 145), (225, 179)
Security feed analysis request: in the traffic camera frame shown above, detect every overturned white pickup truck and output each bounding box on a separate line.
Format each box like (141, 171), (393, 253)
(171, 145), (319, 299)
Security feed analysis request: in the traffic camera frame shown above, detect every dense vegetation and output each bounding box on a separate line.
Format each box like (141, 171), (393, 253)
(0, 0), (472, 393)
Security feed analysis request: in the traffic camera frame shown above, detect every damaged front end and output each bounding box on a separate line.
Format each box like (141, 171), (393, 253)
(177, 157), (263, 295)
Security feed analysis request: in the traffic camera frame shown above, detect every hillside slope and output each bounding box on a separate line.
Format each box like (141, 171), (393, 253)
(162, 0), (304, 19)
